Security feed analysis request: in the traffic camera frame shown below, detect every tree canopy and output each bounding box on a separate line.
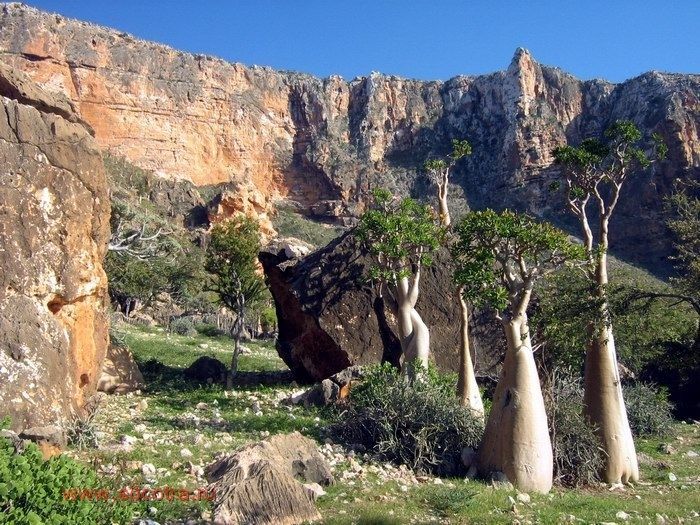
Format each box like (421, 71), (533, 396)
(357, 189), (444, 284)
(452, 209), (586, 315)
(205, 216), (266, 316)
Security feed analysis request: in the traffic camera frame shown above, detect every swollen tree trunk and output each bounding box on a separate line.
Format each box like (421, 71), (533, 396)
(457, 289), (484, 419)
(435, 178), (482, 410)
(583, 250), (639, 483)
(478, 312), (553, 493)
(395, 273), (430, 379)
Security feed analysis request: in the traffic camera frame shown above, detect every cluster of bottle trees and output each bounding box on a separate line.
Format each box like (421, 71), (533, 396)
(357, 121), (667, 493)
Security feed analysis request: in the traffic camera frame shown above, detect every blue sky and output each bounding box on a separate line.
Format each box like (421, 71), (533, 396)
(24, 1), (700, 83)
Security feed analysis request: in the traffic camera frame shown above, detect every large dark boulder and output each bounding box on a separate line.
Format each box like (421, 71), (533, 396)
(260, 234), (503, 382)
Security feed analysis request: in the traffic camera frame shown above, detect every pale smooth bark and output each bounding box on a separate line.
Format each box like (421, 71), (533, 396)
(575, 192), (639, 483)
(457, 289), (484, 418)
(437, 172), (451, 227)
(395, 271), (430, 377)
(478, 312), (553, 493)
(583, 247), (639, 483)
(433, 174), (482, 414)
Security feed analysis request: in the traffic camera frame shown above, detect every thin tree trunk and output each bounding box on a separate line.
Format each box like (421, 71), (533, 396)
(438, 179), (451, 227)
(227, 294), (245, 389)
(457, 289), (484, 419)
(478, 313), (553, 493)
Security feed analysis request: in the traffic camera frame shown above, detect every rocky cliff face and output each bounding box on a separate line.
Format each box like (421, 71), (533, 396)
(0, 62), (110, 432)
(1, 4), (698, 272)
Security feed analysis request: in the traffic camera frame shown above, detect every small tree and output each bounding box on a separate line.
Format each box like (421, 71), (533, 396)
(424, 139), (483, 416)
(205, 216), (266, 387)
(357, 190), (444, 378)
(453, 209), (585, 493)
(658, 182), (700, 351)
(423, 138), (472, 227)
(553, 120), (666, 483)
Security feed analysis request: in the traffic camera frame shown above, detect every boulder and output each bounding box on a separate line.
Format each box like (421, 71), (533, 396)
(260, 233), (503, 382)
(205, 432), (333, 525)
(0, 63), (110, 433)
(185, 356), (227, 384)
(292, 366), (364, 407)
(98, 344), (145, 394)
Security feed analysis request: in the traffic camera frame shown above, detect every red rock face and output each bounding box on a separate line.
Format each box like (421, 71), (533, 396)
(0, 5), (698, 272)
(0, 63), (110, 432)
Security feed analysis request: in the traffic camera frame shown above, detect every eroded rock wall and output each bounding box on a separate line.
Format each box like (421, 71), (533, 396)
(0, 62), (110, 432)
(1, 4), (698, 272)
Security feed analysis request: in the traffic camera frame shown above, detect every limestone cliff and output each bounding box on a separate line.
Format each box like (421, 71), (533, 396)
(0, 61), (110, 432)
(1, 4), (698, 272)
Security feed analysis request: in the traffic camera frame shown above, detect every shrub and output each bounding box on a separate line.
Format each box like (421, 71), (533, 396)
(624, 382), (674, 437)
(66, 396), (101, 450)
(170, 317), (197, 337)
(543, 370), (604, 487)
(0, 420), (132, 524)
(330, 364), (483, 476)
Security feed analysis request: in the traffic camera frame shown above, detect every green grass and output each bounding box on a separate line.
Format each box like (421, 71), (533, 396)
(272, 205), (345, 248)
(62, 323), (700, 524)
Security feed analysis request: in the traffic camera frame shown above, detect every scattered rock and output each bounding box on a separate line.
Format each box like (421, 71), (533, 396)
(488, 471), (514, 490)
(686, 450), (698, 457)
(516, 493), (530, 504)
(181, 448), (193, 459)
(141, 463), (156, 476)
(659, 443), (677, 455)
(303, 482), (326, 500)
(138, 399), (148, 411)
(668, 472), (677, 482)
(205, 432), (333, 525)
(616, 511), (630, 521)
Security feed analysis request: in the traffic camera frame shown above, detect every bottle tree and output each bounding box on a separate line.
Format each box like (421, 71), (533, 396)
(357, 189), (444, 379)
(453, 209), (585, 493)
(424, 139), (483, 416)
(553, 120), (666, 483)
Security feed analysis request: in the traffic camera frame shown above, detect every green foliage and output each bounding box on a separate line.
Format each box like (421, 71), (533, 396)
(543, 371), (604, 486)
(104, 155), (211, 313)
(356, 190), (444, 282)
(205, 216), (266, 316)
(170, 317), (197, 337)
(665, 181), (700, 304)
(66, 397), (101, 451)
(330, 364), (484, 475)
(422, 484), (476, 518)
(0, 422), (132, 524)
(259, 306), (277, 332)
(624, 382), (674, 438)
(423, 139), (472, 181)
(272, 205), (344, 248)
(532, 264), (696, 374)
(452, 209), (585, 311)
(553, 120), (662, 187)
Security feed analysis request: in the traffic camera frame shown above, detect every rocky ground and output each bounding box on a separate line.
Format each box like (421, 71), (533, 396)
(66, 323), (700, 524)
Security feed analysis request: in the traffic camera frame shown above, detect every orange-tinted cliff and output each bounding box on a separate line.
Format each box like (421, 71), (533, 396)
(1, 4), (698, 271)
